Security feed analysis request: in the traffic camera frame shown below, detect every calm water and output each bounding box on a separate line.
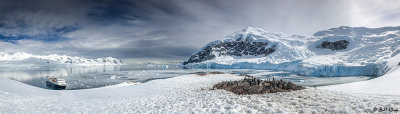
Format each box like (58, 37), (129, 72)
(0, 63), (375, 90)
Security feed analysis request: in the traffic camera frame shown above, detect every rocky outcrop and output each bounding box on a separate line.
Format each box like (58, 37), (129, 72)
(183, 40), (276, 65)
(182, 27), (285, 65)
(316, 40), (349, 50)
(212, 76), (304, 95)
(192, 71), (225, 76)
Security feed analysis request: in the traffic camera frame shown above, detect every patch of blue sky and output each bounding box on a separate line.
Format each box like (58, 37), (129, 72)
(0, 26), (78, 44)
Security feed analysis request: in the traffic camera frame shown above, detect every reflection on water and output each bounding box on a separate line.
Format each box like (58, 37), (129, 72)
(0, 63), (376, 90)
(0, 65), (120, 80)
(0, 64), (183, 90)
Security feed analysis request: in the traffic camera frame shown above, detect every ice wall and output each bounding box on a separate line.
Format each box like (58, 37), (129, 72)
(185, 62), (379, 77)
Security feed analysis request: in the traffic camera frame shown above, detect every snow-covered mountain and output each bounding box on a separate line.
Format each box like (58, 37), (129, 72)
(0, 52), (123, 65)
(184, 27), (313, 65)
(184, 26), (400, 76)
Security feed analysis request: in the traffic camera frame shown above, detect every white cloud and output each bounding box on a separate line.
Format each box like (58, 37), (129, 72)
(349, 0), (400, 27)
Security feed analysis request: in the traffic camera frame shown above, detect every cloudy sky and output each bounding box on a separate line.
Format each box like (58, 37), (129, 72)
(0, 0), (399, 60)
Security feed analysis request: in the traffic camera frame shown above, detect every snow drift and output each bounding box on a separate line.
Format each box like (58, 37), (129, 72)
(319, 64), (400, 96)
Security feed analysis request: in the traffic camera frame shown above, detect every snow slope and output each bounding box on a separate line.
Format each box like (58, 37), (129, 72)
(185, 26), (400, 76)
(1, 74), (399, 113)
(0, 52), (123, 65)
(184, 27), (313, 65)
(319, 65), (400, 96)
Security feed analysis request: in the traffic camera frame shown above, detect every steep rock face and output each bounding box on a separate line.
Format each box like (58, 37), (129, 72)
(184, 39), (276, 64)
(316, 40), (349, 50)
(184, 27), (313, 65)
(183, 27), (283, 65)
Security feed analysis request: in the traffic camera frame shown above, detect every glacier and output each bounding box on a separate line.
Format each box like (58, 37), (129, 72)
(184, 61), (379, 76)
(184, 26), (400, 77)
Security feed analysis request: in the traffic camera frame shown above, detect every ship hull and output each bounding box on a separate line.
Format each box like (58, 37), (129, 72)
(45, 81), (67, 90)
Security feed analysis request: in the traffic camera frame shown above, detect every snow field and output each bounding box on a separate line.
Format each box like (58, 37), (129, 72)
(1, 74), (399, 113)
(319, 65), (400, 96)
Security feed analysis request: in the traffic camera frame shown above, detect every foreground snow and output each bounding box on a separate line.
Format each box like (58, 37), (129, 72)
(319, 66), (400, 96)
(1, 74), (400, 113)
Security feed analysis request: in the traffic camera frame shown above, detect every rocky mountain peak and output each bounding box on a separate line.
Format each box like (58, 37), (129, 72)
(183, 27), (278, 65)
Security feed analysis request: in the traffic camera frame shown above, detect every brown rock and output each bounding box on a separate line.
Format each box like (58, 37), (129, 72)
(212, 75), (304, 95)
(210, 71), (225, 74)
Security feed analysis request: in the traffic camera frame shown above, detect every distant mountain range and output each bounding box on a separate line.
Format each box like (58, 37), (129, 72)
(0, 52), (123, 65)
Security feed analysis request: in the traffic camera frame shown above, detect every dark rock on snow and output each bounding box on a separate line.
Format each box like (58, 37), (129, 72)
(213, 76), (304, 95)
(316, 40), (349, 50)
(183, 39), (276, 65)
(191, 72), (208, 76)
(192, 71), (225, 76)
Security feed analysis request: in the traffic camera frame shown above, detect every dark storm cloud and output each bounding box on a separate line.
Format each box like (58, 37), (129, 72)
(0, 0), (399, 59)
